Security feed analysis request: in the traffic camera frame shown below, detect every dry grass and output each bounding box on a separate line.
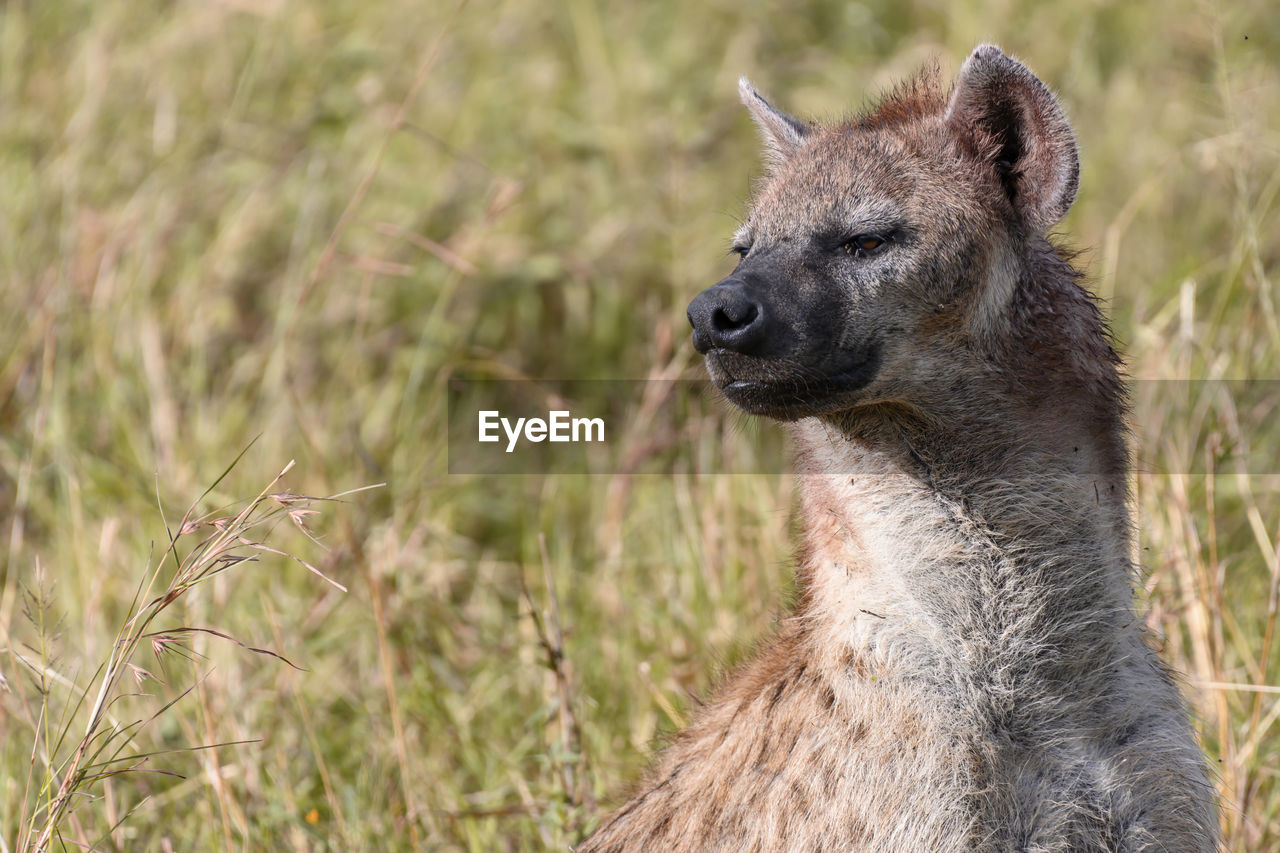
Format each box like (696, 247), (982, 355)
(4, 459), (371, 851)
(0, 0), (1277, 849)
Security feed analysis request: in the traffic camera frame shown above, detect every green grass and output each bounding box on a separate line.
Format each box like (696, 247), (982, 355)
(1, 0), (1277, 849)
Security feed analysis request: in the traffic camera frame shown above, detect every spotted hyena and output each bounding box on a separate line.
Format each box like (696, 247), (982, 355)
(579, 45), (1218, 852)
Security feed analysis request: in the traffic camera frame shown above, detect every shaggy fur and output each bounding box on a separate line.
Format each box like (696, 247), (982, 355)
(579, 46), (1218, 852)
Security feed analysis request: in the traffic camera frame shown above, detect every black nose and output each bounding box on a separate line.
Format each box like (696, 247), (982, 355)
(687, 281), (769, 355)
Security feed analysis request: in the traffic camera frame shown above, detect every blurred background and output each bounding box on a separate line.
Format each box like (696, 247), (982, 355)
(1, 0), (1277, 849)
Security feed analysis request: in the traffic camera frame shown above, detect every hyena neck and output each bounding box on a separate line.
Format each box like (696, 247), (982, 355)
(788, 393), (1137, 689)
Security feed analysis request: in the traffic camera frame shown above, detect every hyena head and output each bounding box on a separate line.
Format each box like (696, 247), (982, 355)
(687, 46), (1095, 422)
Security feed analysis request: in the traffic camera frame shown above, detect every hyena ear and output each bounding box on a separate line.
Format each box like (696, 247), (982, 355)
(946, 45), (1079, 233)
(739, 77), (811, 165)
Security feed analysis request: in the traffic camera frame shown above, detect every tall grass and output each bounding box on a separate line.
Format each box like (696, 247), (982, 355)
(0, 0), (1276, 849)
(5, 461), (360, 851)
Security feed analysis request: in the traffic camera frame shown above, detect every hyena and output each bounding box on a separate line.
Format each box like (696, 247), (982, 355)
(579, 46), (1218, 852)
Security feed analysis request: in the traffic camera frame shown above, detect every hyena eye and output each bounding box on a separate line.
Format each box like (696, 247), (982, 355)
(731, 245), (751, 259)
(843, 234), (890, 257)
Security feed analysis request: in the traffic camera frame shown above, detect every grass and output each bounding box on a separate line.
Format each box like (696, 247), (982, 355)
(7, 459), (360, 851)
(0, 0), (1277, 849)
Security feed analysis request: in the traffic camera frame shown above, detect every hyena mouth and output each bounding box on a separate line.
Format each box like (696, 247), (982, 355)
(715, 343), (882, 419)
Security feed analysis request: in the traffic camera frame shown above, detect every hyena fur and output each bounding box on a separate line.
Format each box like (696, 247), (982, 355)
(578, 45), (1218, 852)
